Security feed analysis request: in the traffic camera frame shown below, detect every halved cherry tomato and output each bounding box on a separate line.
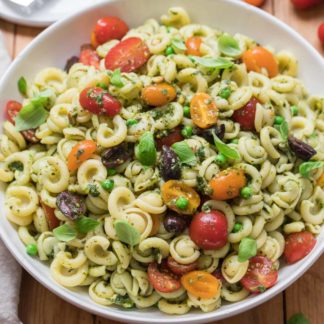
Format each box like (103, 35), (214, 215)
(5, 100), (39, 143)
(149, 214), (162, 236)
(40, 201), (60, 230)
(240, 256), (278, 293)
(189, 210), (228, 250)
(166, 257), (198, 276)
(317, 172), (324, 186)
(67, 140), (97, 172)
(161, 180), (201, 215)
(242, 46), (278, 78)
(186, 36), (202, 56)
(181, 271), (221, 299)
(244, 0), (265, 6)
(291, 0), (322, 10)
(190, 93), (218, 129)
(142, 83), (177, 107)
(148, 262), (181, 293)
(94, 16), (129, 45)
(284, 231), (316, 264)
(155, 127), (183, 150)
(79, 87), (121, 116)
(209, 168), (246, 200)
(105, 37), (150, 72)
(318, 22), (324, 46)
(79, 45), (100, 69)
(232, 97), (259, 131)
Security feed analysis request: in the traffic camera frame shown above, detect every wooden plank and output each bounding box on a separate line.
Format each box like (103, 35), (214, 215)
(285, 257), (324, 324)
(0, 19), (15, 58)
(18, 270), (94, 324)
(14, 25), (43, 57)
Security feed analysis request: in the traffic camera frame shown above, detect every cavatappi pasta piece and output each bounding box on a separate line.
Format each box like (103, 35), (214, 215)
(158, 298), (191, 315)
(134, 191), (167, 214)
(107, 186), (135, 219)
(300, 186), (324, 225)
(197, 254), (219, 273)
(34, 67), (67, 94)
(221, 254), (249, 284)
(187, 292), (221, 313)
(170, 235), (200, 264)
(221, 284), (250, 302)
(89, 280), (115, 306)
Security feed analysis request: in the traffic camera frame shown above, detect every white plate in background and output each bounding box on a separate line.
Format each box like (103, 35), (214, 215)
(0, 0), (107, 27)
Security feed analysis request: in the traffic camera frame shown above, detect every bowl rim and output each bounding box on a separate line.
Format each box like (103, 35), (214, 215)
(0, 0), (323, 323)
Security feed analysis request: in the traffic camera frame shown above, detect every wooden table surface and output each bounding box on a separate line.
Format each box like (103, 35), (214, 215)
(0, 1), (323, 323)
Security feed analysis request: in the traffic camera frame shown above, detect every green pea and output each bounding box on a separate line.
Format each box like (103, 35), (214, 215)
(101, 179), (115, 192)
(26, 244), (38, 256)
(96, 82), (108, 90)
(240, 186), (253, 199)
(274, 116), (284, 125)
(291, 105), (298, 116)
(181, 126), (193, 138)
(231, 139), (239, 144)
(232, 223), (242, 233)
(126, 119), (138, 127)
(107, 168), (117, 176)
(175, 197), (189, 209)
(215, 153), (227, 166)
(165, 46), (174, 56)
(219, 87), (231, 99)
(183, 105), (191, 118)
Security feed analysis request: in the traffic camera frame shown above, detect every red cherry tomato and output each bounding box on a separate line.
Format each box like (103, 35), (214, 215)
(105, 37), (150, 72)
(318, 22), (324, 45)
(189, 210), (228, 250)
(147, 262), (181, 293)
(79, 45), (100, 69)
(40, 201), (60, 230)
(284, 231), (316, 264)
(79, 87), (121, 116)
(240, 256), (278, 293)
(291, 0), (322, 10)
(232, 97), (259, 131)
(166, 257), (198, 276)
(94, 17), (129, 45)
(155, 127), (183, 150)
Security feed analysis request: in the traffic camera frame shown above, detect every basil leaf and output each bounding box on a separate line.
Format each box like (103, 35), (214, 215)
(171, 141), (197, 166)
(212, 131), (240, 160)
(18, 76), (27, 96)
(15, 104), (48, 131)
(171, 38), (186, 51)
(299, 161), (324, 178)
(238, 237), (257, 262)
(75, 216), (100, 234)
(31, 88), (55, 109)
(218, 34), (242, 57)
(114, 219), (140, 246)
(279, 120), (289, 142)
(110, 69), (124, 88)
(53, 224), (77, 242)
(287, 313), (309, 324)
(189, 56), (234, 69)
(135, 132), (157, 166)
(114, 294), (134, 309)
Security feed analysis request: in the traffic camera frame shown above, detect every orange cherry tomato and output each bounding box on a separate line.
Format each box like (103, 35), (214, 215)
(209, 169), (246, 200)
(91, 31), (100, 49)
(142, 83), (177, 107)
(185, 36), (202, 56)
(40, 201), (60, 230)
(67, 140), (97, 172)
(317, 172), (324, 187)
(181, 271), (221, 299)
(149, 214), (162, 236)
(161, 180), (200, 215)
(242, 46), (278, 78)
(244, 0), (265, 6)
(190, 93), (218, 129)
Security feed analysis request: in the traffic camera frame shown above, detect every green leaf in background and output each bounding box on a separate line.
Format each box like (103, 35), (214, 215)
(53, 224), (77, 242)
(189, 56), (234, 69)
(218, 34), (242, 57)
(238, 237), (257, 262)
(110, 68), (124, 88)
(15, 104), (48, 131)
(75, 217), (100, 234)
(212, 131), (240, 160)
(171, 141), (197, 166)
(135, 132), (157, 166)
(17, 76), (27, 96)
(114, 220), (140, 247)
(287, 313), (309, 324)
(171, 38), (187, 51)
(299, 161), (324, 178)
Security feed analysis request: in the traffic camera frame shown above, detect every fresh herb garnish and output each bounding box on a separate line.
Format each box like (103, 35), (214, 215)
(287, 313), (309, 324)
(114, 294), (134, 309)
(171, 141), (197, 166)
(218, 34), (242, 57)
(53, 224), (77, 242)
(171, 38), (187, 51)
(299, 161), (324, 178)
(114, 220), (140, 247)
(212, 131), (240, 160)
(135, 132), (157, 166)
(189, 56), (234, 69)
(87, 184), (100, 197)
(75, 216), (100, 234)
(238, 237), (257, 262)
(8, 161), (24, 172)
(18, 76), (27, 96)
(275, 120), (289, 141)
(110, 68), (124, 88)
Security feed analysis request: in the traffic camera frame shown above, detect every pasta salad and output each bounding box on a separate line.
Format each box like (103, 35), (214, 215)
(1, 6), (323, 315)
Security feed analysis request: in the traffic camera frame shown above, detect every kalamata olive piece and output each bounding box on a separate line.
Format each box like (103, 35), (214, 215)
(101, 143), (133, 168)
(163, 213), (187, 235)
(64, 56), (79, 72)
(160, 145), (181, 181)
(288, 136), (316, 161)
(195, 124), (225, 144)
(56, 191), (86, 220)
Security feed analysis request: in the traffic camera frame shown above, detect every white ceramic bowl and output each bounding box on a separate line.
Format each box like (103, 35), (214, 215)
(0, 0), (323, 323)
